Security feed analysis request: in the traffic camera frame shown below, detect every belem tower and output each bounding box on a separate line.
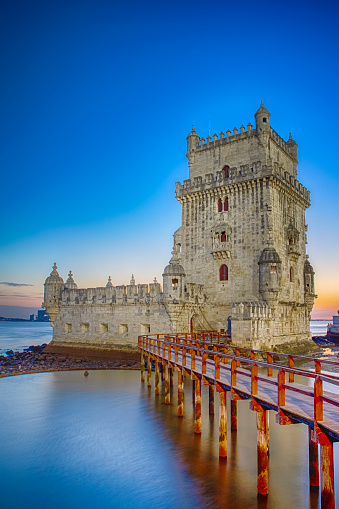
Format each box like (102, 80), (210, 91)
(43, 103), (315, 350)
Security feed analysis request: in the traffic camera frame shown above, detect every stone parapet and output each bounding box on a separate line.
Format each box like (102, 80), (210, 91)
(175, 161), (310, 205)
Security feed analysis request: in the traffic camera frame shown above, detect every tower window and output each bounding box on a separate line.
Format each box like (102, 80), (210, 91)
(222, 165), (229, 178)
(220, 264), (228, 281)
(218, 199), (222, 212)
(224, 197), (228, 212)
(290, 267), (294, 283)
(270, 266), (276, 274)
(221, 232), (226, 242)
(263, 118), (267, 123)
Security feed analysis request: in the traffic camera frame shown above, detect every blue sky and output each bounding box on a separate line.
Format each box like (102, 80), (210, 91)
(0, 0), (338, 318)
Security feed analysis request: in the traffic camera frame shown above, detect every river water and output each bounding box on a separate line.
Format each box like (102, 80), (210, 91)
(0, 321), (337, 508)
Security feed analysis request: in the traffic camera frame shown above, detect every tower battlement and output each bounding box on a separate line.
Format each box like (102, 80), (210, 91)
(175, 161), (310, 204)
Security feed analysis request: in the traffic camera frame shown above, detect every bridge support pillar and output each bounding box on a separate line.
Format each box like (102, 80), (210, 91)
(164, 364), (170, 404)
(231, 400), (237, 431)
(309, 427), (319, 487)
(209, 386), (214, 415)
(161, 363), (164, 381)
(147, 355), (152, 387)
(257, 407), (268, 496)
(320, 433), (334, 509)
(170, 368), (174, 387)
(141, 352), (145, 383)
(178, 370), (184, 417)
(219, 391), (227, 457)
(155, 360), (160, 395)
(192, 379), (195, 404)
(194, 378), (201, 434)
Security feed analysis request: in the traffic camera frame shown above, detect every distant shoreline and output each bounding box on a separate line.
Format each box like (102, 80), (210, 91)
(0, 318), (50, 322)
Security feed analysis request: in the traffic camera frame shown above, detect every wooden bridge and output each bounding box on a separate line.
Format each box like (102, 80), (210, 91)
(139, 333), (339, 508)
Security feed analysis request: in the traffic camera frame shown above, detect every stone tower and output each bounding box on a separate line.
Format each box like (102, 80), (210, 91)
(173, 102), (315, 346)
(43, 103), (315, 350)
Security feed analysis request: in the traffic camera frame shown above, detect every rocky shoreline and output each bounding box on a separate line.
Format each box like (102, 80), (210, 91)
(0, 344), (141, 377)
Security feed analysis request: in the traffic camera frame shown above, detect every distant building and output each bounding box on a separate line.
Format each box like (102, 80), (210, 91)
(43, 103), (315, 350)
(36, 309), (50, 322)
(30, 314), (35, 321)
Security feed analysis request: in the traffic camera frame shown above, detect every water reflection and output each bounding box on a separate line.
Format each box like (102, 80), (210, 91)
(0, 369), (337, 508)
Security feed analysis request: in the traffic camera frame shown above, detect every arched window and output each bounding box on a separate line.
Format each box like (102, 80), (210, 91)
(221, 232), (226, 242)
(218, 198), (222, 212)
(224, 196), (228, 211)
(290, 267), (294, 283)
(222, 165), (229, 178)
(220, 264), (228, 281)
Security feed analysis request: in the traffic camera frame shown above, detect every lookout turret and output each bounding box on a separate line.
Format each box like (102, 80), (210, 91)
(258, 247), (282, 308)
(186, 125), (200, 162)
(42, 263), (64, 324)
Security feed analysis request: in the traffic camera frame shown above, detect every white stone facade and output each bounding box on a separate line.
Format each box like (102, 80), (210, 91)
(43, 103), (315, 350)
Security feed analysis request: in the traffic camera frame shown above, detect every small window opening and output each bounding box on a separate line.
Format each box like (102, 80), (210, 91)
(221, 232), (226, 242)
(222, 165), (229, 178)
(270, 265), (276, 274)
(219, 264), (228, 281)
(172, 278), (178, 285)
(81, 323), (90, 333)
(65, 323), (72, 333)
(119, 324), (128, 334)
(99, 323), (108, 334)
(224, 196), (228, 211)
(263, 118), (267, 123)
(218, 198), (222, 212)
(290, 267), (294, 283)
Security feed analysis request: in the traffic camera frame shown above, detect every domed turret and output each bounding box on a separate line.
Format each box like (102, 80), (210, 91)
(162, 263), (185, 300)
(186, 125), (200, 155)
(258, 247), (281, 306)
(106, 276), (113, 288)
(286, 133), (298, 161)
(42, 263), (64, 324)
(255, 101), (271, 129)
(304, 258), (315, 295)
(64, 270), (78, 290)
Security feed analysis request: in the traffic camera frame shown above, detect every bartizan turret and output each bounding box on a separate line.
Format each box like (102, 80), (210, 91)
(162, 262), (185, 301)
(258, 247), (282, 308)
(42, 263), (64, 324)
(255, 101), (271, 161)
(304, 257), (315, 315)
(186, 125), (200, 167)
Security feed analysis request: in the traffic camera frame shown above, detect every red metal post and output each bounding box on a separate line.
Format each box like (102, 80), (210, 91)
(195, 378), (202, 434)
(308, 427), (319, 487)
(231, 400), (237, 431)
(209, 385), (214, 415)
(251, 362), (258, 396)
(155, 360), (160, 395)
(178, 370), (184, 417)
(314, 376), (323, 422)
(267, 352), (273, 377)
(147, 355), (152, 387)
(257, 406), (268, 496)
(215, 355), (220, 380)
(219, 390), (227, 457)
(278, 369), (285, 407)
(141, 351), (145, 383)
(288, 355), (294, 383)
(320, 433), (335, 509)
(164, 363), (170, 404)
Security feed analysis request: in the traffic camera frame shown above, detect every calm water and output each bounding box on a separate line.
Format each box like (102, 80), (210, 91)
(0, 321), (338, 508)
(0, 321), (52, 354)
